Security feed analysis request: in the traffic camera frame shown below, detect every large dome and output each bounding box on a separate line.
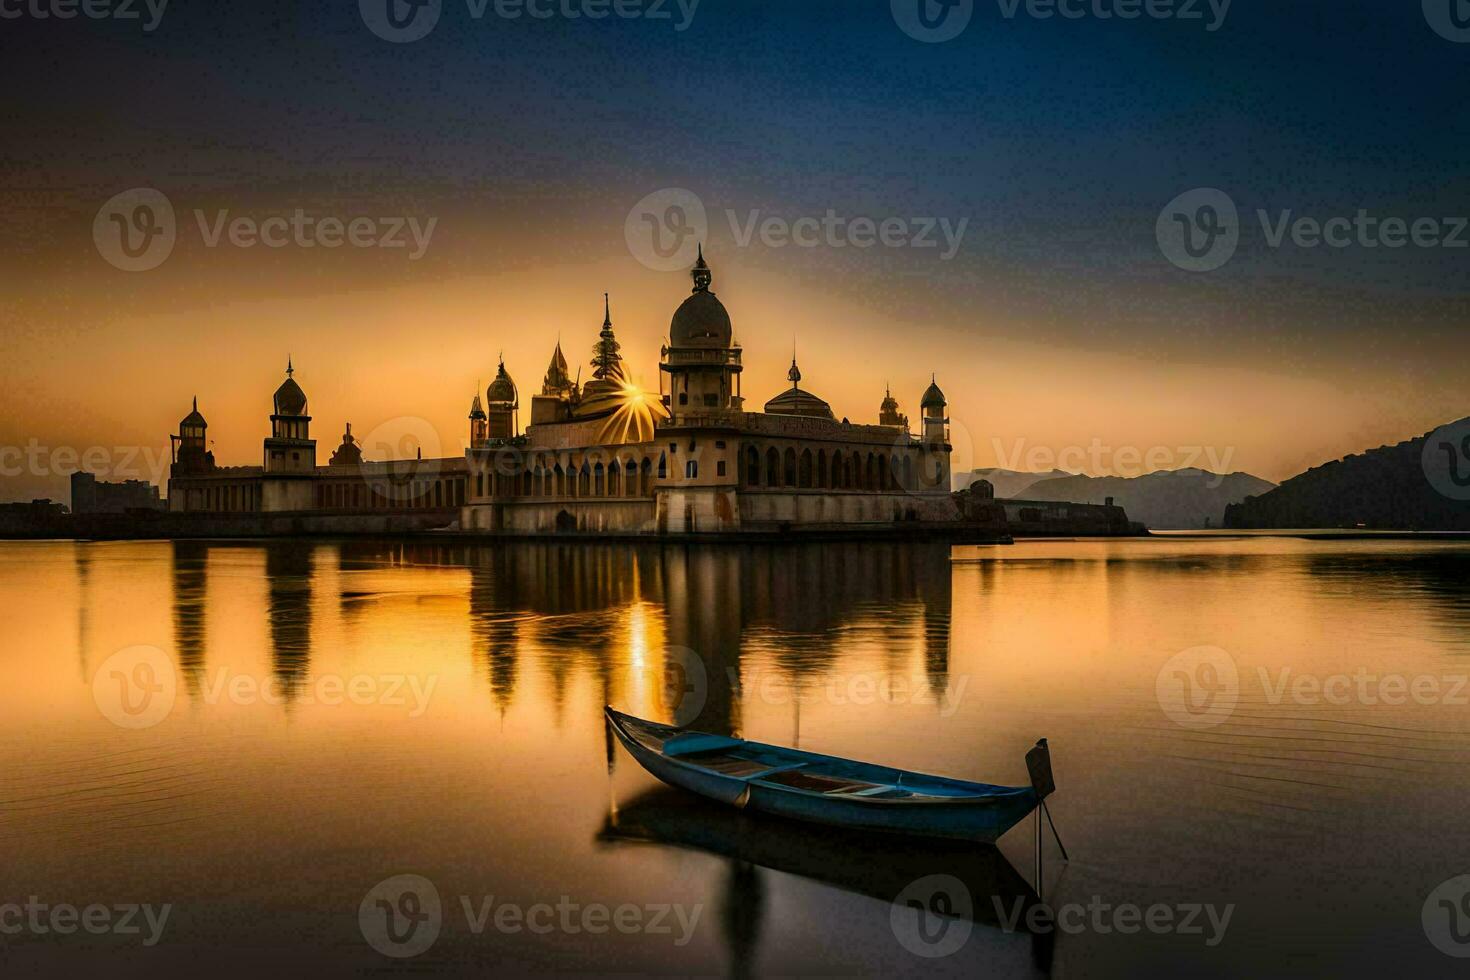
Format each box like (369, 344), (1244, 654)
(670, 290), (732, 349)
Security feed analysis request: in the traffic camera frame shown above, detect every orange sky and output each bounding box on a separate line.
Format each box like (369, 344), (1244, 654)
(0, 239), (1461, 503)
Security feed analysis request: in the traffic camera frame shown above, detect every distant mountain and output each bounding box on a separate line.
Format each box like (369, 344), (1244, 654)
(957, 468), (1075, 499)
(1224, 419), (1470, 530)
(1020, 469), (1277, 529)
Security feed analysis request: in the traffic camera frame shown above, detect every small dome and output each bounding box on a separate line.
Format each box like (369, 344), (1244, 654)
(921, 377), (946, 409)
(669, 248), (732, 349)
(764, 358), (833, 420)
(273, 361), (308, 416)
(486, 360), (518, 406)
(764, 386), (834, 420)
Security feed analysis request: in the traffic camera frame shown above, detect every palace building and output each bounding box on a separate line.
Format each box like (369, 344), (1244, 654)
(166, 250), (955, 535)
(461, 250), (954, 534)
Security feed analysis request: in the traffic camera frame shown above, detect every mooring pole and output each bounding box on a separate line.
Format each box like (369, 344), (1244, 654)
(1034, 806), (1044, 900)
(1041, 799), (1069, 862)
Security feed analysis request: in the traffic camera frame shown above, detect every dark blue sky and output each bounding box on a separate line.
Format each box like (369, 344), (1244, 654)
(1, 0), (1467, 492)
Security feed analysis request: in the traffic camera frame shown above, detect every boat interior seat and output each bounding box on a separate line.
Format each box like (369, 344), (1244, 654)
(663, 733), (743, 757)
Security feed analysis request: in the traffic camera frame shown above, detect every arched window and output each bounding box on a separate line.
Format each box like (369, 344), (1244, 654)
(798, 449), (812, 488)
(817, 450), (827, 488)
(783, 448), (797, 487)
(641, 457), (653, 494)
(657, 453), (667, 479)
(608, 460), (621, 497)
(594, 461), (605, 496)
(578, 462), (591, 496)
(745, 445), (760, 487)
(765, 447), (779, 488)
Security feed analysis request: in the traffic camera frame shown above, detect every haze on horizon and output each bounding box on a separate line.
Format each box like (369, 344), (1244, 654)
(1, 0), (1466, 503)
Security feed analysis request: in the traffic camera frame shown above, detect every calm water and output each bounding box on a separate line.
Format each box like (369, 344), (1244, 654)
(4, 536), (1470, 977)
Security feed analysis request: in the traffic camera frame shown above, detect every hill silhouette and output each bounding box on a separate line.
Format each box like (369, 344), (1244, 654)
(1021, 469), (1274, 529)
(1224, 419), (1470, 530)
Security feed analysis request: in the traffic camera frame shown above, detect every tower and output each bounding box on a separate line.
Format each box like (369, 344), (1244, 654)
(485, 358), (519, 442)
(468, 391), (488, 449)
(879, 385), (908, 430)
(329, 422), (363, 466)
(264, 360), (316, 473)
(171, 397), (215, 475)
(919, 375), (952, 491)
(660, 246), (743, 416)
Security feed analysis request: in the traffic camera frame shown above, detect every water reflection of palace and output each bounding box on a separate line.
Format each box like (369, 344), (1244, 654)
(165, 539), (956, 730)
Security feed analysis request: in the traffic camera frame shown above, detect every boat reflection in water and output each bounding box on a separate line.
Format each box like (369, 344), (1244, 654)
(596, 785), (1055, 973)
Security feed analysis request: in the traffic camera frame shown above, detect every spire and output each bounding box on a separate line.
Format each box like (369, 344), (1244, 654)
(691, 244), (712, 293)
(287, 357), (293, 379)
(192, 396), (198, 411)
(591, 295), (624, 383)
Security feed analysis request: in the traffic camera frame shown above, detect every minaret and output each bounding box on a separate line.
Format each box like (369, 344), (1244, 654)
(920, 375), (947, 445)
(171, 397), (215, 475)
(919, 375), (951, 491)
(661, 247), (743, 415)
(264, 359), (316, 474)
(469, 390), (488, 449)
(485, 357), (520, 442)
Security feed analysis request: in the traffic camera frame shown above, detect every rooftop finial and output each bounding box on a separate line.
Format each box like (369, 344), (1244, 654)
(604, 291), (611, 327)
(691, 244), (712, 293)
(192, 395), (198, 411)
(287, 356), (294, 379)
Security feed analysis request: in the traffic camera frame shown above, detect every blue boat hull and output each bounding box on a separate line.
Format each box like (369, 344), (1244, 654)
(605, 708), (1039, 843)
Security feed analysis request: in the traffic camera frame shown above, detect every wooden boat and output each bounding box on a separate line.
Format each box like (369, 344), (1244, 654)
(605, 706), (1053, 843)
